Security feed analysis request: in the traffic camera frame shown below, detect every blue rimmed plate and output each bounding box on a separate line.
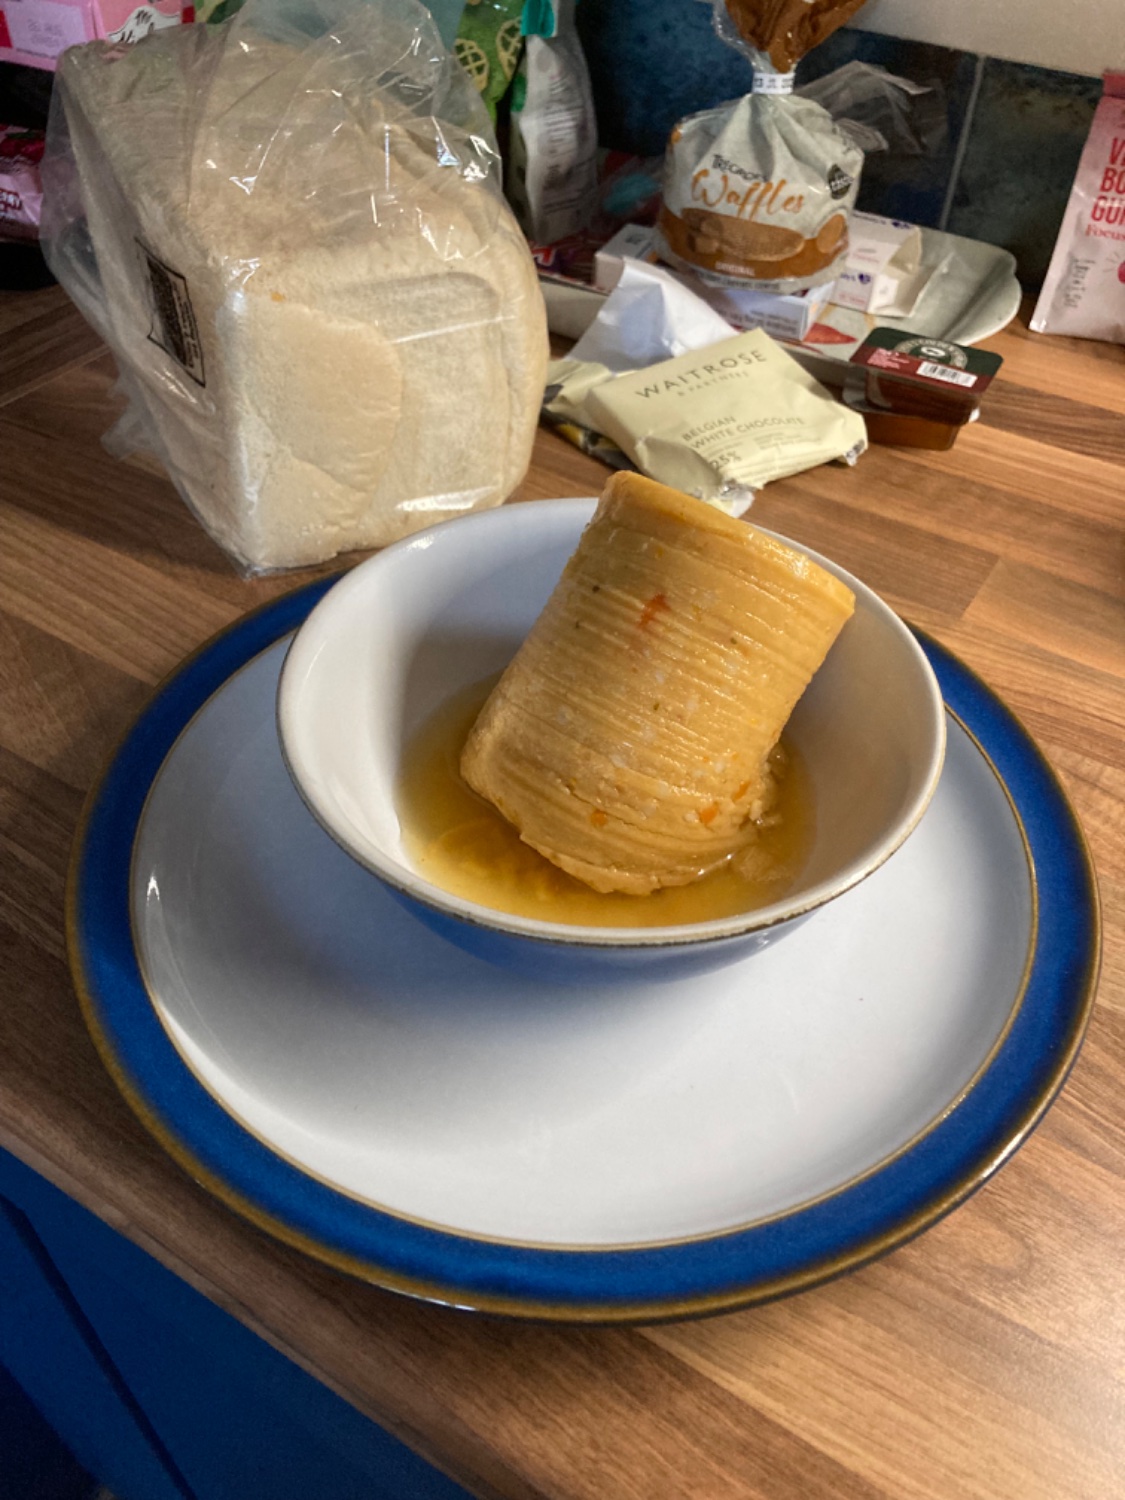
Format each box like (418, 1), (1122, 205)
(67, 571), (1099, 1323)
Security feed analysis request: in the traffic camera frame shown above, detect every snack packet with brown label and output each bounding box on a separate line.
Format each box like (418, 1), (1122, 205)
(656, 0), (867, 294)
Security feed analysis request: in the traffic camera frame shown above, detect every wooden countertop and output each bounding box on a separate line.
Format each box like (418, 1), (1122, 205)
(2, 285), (1123, 1499)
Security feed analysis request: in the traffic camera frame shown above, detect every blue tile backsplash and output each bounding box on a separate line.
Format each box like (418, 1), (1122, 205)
(578, 0), (756, 159)
(576, 0), (1100, 288)
(794, 29), (979, 231)
(945, 60), (1102, 287)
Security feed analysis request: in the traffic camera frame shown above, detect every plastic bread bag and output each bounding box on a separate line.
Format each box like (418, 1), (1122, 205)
(40, 0), (549, 574)
(1031, 72), (1125, 345)
(655, 0), (868, 294)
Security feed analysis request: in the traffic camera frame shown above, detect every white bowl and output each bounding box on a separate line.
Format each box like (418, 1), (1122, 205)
(277, 498), (946, 980)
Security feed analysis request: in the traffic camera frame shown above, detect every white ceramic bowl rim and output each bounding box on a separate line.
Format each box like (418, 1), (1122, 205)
(277, 499), (947, 950)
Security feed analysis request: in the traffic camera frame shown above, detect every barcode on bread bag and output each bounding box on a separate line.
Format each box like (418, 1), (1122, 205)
(917, 362), (976, 387)
(140, 243), (205, 386)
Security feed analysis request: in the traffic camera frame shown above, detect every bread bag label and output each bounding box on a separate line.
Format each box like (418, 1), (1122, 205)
(139, 241), (205, 386)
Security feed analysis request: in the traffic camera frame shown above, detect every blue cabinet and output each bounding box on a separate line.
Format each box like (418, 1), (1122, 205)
(0, 1149), (474, 1500)
(0, 1184), (190, 1500)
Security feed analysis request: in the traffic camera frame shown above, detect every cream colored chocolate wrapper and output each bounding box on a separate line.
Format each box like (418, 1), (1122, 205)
(582, 329), (866, 507)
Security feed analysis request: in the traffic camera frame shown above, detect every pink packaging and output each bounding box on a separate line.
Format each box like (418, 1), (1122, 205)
(0, 0), (190, 71)
(1031, 72), (1125, 344)
(0, 125), (44, 240)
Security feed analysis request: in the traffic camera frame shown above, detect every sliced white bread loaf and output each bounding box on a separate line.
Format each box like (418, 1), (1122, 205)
(50, 7), (547, 570)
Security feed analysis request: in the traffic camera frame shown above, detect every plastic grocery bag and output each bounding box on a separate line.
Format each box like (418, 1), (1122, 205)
(796, 61), (940, 157)
(41, 0), (548, 573)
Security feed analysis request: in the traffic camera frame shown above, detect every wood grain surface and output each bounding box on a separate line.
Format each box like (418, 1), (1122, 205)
(1, 286), (1123, 1500)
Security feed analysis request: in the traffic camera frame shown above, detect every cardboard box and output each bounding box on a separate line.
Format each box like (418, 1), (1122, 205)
(0, 0), (188, 70)
(594, 222), (834, 342)
(830, 211), (933, 316)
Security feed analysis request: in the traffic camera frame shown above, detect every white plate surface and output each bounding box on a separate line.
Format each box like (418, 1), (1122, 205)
(132, 639), (1032, 1247)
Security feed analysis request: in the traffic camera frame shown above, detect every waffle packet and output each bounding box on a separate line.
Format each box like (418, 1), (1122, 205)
(656, 0), (868, 294)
